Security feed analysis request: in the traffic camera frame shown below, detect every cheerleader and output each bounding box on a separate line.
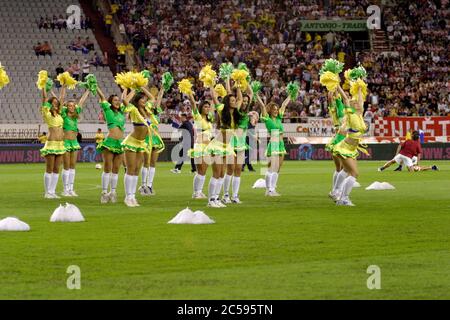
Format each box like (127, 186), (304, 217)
(40, 87), (66, 199)
(332, 83), (368, 206)
(206, 86), (243, 208)
(96, 86), (130, 204)
(221, 87), (254, 204)
(139, 86), (165, 196)
(121, 88), (156, 207)
(256, 93), (291, 197)
(187, 91), (213, 199)
(61, 89), (90, 197)
(325, 90), (347, 201)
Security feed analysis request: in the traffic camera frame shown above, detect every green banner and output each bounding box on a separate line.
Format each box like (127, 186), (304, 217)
(300, 20), (368, 32)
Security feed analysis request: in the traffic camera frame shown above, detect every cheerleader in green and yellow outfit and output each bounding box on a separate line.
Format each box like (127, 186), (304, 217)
(221, 85), (254, 204)
(61, 89), (90, 197)
(139, 86), (165, 196)
(121, 89), (158, 207)
(206, 84), (243, 208)
(186, 90), (214, 199)
(256, 93), (291, 197)
(96, 86), (130, 204)
(40, 87), (66, 199)
(333, 81), (368, 206)
(325, 90), (347, 202)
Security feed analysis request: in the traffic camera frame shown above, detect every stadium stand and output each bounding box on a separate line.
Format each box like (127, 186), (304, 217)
(0, 0), (448, 125)
(0, 0), (120, 124)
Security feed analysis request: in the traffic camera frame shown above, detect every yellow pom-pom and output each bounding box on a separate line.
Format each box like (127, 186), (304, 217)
(231, 69), (249, 90)
(115, 72), (133, 89)
(214, 84), (227, 98)
(319, 71), (340, 92)
(130, 71), (148, 89)
(350, 79), (368, 101)
(0, 63), (10, 90)
(341, 69), (350, 90)
(57, 72), (78, 90)
(199, 64), (217, 88)
(178, 79), (193, 95)
(115, 71), (148, 89)
(36, 70), (48, 90)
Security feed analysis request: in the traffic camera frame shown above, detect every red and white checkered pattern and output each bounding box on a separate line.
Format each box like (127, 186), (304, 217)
(374, 116), (390, 136)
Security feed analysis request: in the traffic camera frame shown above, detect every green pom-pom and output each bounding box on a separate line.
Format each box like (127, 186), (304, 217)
(238, 62), (251, 81)
(335, 98), (345, 120)
(237, 62), (249, 72)
(319, 58), (344, 75)
(286, 81), (300, 100)
(348, 66), (367, 81)
(162, 72), (174, 92)
(141, 70), (152, 79)
(45, 78), (53, 93)
(78, 74), (98, 95)
(219, 62), (234, 80)
(250, 81), (262, 101)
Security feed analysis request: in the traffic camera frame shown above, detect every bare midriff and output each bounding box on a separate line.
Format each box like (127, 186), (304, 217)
(131, 126), (148, 141)
(108, 127), (124, 140)
(48, 127), (64, 141)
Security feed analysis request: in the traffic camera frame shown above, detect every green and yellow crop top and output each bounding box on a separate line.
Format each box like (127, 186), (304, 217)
(100, 101), (126, 132)
(144, 102), (163, 131)
(124, 104), (150, 127)
(61, 105), (82, 132)
(237, 111), (250, 130)
(346, 108), (366, 140)
(192, 108), (213, 139)
(261, 111), (284, 135)
(41, 102), (63, 128)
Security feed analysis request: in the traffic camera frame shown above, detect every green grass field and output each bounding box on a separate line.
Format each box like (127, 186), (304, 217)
(0, 160), (449, 300)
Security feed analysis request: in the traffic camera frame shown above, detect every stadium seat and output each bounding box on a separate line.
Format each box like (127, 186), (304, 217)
(0, 0), (118, 124)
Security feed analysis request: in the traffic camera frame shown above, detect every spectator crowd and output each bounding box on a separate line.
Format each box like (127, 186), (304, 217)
(86, 0), (450, 122)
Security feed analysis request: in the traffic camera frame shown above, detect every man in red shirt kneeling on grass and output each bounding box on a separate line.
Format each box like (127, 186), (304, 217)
(378, 131), (439, 172)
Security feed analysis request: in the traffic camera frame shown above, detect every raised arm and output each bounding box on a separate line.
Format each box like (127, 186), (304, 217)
(78, 89), (90, 108)
(337, 84), (349, 106)
(141, 86), (156, 103)
(123, 88), (135, 106)
(59, 85), (66, 106)
(235, 86), (243, 110)
(246, 84), (253, 102)
(188, 92), (198, 112)
(155, 86), (164, 109)
(256, 94), (268, 118)
(225, 78), (231, 95)
(357, 86), (364, 112)
(41, 88), (48, 104)
(97, 86), (106, 102)
(280, 95), (291, 115)
(210, 86), (220, 106)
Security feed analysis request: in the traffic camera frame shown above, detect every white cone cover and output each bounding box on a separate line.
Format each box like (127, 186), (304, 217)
(50, 203), (85, 222)
(353, 181), (361, 188)
(252, 178), (266, 189)
(365, 181), (395, 190)
(168, 208), (215, 224)
(0, 217), (30, 231)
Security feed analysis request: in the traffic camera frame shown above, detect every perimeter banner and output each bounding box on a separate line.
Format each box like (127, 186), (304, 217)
(285, 143), (450, 161)
(374, 116), (450, 137)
